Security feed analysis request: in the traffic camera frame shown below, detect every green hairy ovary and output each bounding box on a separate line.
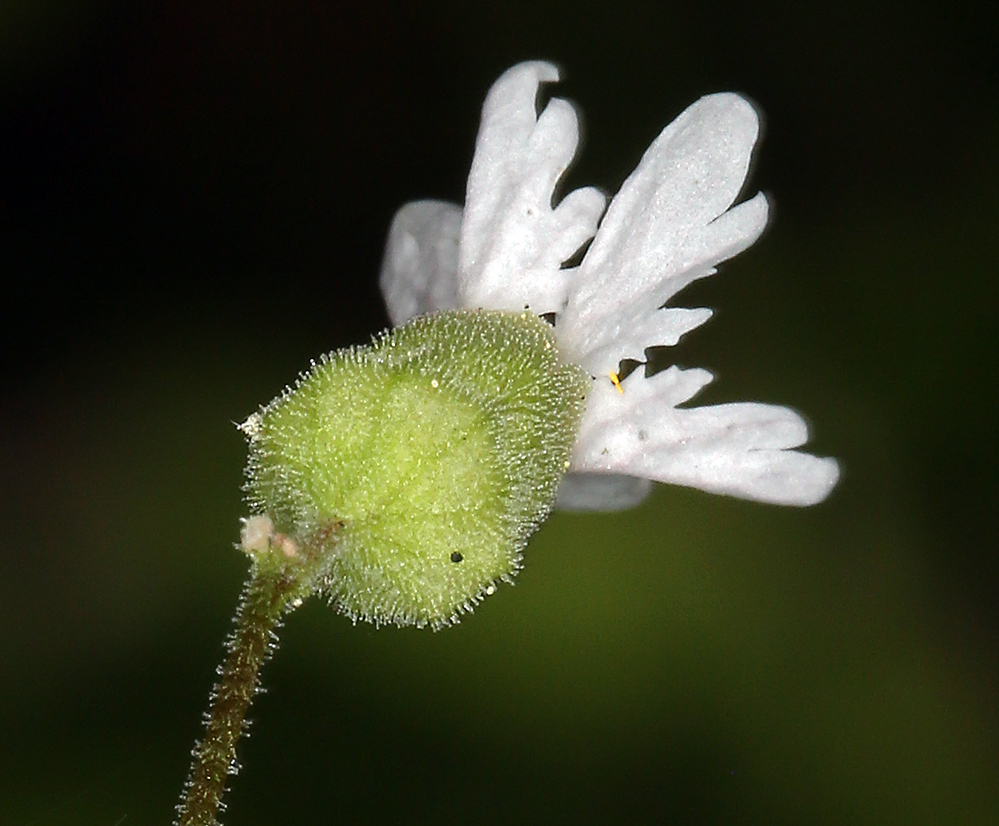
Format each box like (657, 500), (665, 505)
(242, 309), (589, 628)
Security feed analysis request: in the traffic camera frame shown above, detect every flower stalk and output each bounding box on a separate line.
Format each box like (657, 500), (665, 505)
(175, 567), (298, 826)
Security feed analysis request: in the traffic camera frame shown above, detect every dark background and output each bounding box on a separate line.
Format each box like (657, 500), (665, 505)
(2, 2), (997, 823)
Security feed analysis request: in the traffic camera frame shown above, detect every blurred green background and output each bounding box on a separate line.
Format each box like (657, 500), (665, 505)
(2, 2), (996, 823)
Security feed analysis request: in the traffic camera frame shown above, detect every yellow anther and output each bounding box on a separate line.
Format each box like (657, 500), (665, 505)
(609, 371), (624, 394)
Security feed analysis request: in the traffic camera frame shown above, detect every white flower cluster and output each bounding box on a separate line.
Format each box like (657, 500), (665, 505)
(380, 62), (838, 510)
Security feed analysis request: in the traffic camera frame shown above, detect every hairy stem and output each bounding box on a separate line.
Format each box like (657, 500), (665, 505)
(176, 568), (296, 825)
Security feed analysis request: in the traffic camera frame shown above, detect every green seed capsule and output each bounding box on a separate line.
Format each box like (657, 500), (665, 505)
(240, 309), (589, 628)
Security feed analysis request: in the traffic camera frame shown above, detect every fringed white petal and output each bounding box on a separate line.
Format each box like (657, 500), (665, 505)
(558, 93), (769, 375)
(379, 62), (839, 512)
(379, 200), (464, 326)
(571, 368), (839, 506)
(457, 61), (606, 315)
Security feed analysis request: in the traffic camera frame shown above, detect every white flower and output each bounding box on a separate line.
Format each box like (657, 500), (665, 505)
(379, 61), (839, 510)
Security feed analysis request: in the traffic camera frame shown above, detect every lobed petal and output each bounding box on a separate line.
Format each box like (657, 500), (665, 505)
(457, 61), (606, 315)
(558, 93), (769, 374)
(378, 63), (839, 512)
(379, 200), (463, 326)
(571, 368), (839, 506)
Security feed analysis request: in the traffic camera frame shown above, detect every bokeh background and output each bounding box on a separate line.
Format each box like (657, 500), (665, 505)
(2, 2), (997, 823)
